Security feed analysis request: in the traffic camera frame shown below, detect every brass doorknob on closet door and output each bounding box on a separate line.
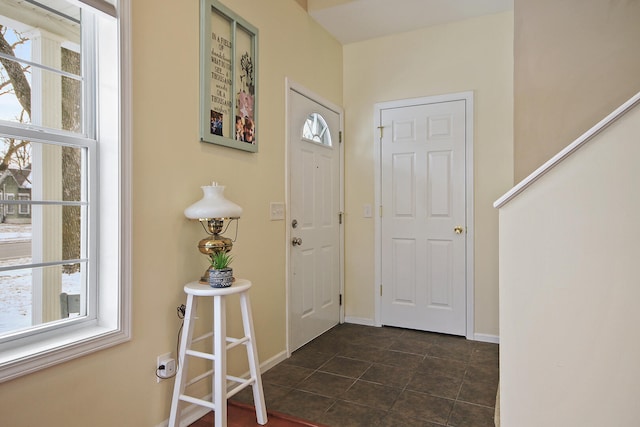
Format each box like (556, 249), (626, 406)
(454, 226), (464, 234)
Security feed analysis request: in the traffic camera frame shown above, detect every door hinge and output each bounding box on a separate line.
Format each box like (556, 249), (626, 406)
(380, 284), (383, 296)
(377, 126), (384, 139)
(379, 205), (383, 217)
(339, 131), (342, 143)
(339, 294), (342, 306)
(338, 211), (343, 224)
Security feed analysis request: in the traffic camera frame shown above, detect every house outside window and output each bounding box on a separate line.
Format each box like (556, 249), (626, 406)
(0, 0), (131, 382)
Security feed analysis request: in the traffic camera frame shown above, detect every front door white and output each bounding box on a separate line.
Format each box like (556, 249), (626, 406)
(288, 87), (342, 351)
(379, 98), (468, 336)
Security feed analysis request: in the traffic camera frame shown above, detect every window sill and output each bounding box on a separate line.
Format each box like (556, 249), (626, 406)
(0, 322), (130, 383)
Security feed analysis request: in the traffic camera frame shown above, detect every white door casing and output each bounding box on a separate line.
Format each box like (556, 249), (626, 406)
(287, 82), (344, 352)
(375, 93), (474, 338)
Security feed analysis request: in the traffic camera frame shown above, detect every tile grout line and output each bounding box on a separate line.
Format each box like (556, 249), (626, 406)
(261, 326), (498, 427)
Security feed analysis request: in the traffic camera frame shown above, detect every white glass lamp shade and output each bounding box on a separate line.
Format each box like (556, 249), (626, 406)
(184, 184), (243, 219)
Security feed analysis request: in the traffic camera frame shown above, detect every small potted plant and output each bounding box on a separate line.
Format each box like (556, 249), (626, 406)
(208, 251), (234, 288)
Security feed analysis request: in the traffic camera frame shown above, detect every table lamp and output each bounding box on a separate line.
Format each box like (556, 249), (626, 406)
(184, 182), (242, 283)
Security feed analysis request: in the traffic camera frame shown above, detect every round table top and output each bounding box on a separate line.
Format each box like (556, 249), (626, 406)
(184, 278), (251, 296)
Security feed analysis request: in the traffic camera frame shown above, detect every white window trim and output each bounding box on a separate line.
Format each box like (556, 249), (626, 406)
(5, 193), (15, 214)
(18, 194), (29, 215)
(0, 0), (131, 383)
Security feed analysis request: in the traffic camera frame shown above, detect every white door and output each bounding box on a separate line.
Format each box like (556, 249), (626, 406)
(380, 99), (467, 336)
(288, 88), (342, 351)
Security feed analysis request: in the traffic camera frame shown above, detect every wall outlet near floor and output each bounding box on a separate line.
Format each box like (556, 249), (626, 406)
(157, 352), (176, 382)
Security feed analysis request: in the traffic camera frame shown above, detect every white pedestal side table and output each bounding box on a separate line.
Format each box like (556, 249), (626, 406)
(168, 279), (267, 427)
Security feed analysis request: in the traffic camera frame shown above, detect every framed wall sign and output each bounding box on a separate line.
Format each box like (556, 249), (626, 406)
(200, 0), (258, 152)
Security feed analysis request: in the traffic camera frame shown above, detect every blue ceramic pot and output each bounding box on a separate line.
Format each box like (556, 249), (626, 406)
(209, 267), (233, 288)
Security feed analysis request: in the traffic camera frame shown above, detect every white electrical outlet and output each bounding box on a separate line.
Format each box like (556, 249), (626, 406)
(157, 352), (176, 382)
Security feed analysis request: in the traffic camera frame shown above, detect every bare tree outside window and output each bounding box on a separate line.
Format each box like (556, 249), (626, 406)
(61, 47), (82, 273)
(0, 25), (81, 273)
(0, 25), (31, 171)
(0, 0), (129, 381)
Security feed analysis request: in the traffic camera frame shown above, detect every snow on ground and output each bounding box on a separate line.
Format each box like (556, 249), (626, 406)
(0, 224), (80, 335)
(0, 223), (32, 241)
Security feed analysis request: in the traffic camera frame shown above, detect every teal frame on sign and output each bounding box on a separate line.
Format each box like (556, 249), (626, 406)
(200, 0), (259, 152)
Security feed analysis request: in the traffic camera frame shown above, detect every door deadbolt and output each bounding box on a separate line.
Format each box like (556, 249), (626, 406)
(292, 219), (298, 229)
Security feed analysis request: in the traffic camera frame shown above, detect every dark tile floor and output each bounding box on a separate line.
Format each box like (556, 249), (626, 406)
(231, 323), (499, 427)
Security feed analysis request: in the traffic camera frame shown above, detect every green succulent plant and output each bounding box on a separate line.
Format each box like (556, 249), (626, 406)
(209, 251), (233, 269)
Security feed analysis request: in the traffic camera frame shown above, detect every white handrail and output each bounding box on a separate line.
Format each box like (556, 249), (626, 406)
(494, 91), (640, 209)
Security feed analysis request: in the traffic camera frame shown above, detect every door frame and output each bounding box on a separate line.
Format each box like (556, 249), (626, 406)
(285, 78), (345, 355)
(373, 91), (475, 340)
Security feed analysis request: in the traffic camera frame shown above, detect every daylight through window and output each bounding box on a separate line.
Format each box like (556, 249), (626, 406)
(0, 0), (128, 382)
(302, 112), (332, 146)
(0, 0), (89, 340)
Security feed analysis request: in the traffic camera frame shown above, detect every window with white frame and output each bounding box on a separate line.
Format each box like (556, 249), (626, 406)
(5, 194), (15, 215)
(303, 112), (332, 146)
(0, 0), (130, 382)
(18, 193), (30, 215)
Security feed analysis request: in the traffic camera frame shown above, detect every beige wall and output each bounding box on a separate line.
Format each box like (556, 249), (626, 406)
(514, 0), (640, 181)
(343, 12), (513, 337)
(498, 100), (640, 426)
(0, 1), (342, 426)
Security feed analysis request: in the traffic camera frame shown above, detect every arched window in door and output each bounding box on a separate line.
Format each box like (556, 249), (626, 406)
(302, 113), (332, 146)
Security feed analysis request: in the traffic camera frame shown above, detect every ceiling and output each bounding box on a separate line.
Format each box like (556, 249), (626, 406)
(307, 0), (513, 44)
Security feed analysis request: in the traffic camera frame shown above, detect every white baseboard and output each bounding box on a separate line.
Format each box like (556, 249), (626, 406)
(154, 400), (211, 427)
(155, 350), (288, 427)
(344, 316), (377, 326)
(344, 317), (499, 344)
(258, 349), (288, 373)
(474, 333), (500, 344)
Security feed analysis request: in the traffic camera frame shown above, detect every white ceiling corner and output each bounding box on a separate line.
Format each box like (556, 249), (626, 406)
(307, 0), (513, 44)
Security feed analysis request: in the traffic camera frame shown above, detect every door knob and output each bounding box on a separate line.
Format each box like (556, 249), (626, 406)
(454, 226), (464, 234)
(292, 237), (303, 246)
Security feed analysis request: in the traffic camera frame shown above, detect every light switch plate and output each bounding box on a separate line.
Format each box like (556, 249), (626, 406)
(363, 204), (373, 218)
(270, 202), (285, 221)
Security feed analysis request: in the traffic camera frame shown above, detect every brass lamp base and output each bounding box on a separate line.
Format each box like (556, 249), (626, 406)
(198, 234), (233, 255)
(196, 218), (237, 284)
